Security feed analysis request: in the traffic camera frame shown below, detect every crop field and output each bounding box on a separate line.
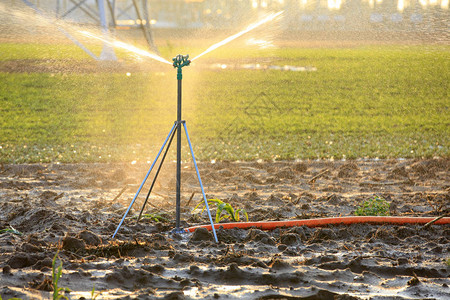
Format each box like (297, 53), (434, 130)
(0, 42), (448, 163)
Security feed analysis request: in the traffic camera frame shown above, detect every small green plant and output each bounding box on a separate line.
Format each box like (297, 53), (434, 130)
(355, 196), (390, 216)
(91, 284), (101, 300)
(0, 226), (22, 236)
(52, 251), (70, 300)
(446, 258), (450, 267)
(137, 213), (168, 222)
(0, 296), (22, 300)
(194, 198), (248, 223)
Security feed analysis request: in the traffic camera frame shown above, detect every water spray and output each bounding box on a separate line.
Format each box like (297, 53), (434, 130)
(81, 10), (283, 66)
(113, 54), (218, 243)
(192, 11), (283, 62)
(80, 31), (171, 65)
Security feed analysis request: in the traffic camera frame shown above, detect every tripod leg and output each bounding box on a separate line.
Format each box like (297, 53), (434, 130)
(182, 122), (219, 243)
(112, 122), (177, 238)
(138, 124), (177, 221)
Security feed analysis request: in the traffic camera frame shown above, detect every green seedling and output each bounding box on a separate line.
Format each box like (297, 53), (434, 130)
(140, 213), (168, 222)
(194, 198), (248, 223)
(133, 213), (168, 222)
(355, 196), (390, 216)
(91, 284), (101, 300)
(0, 226), (22, 236)
(446, 258), (450, 267)
(52, 251), (70, 300)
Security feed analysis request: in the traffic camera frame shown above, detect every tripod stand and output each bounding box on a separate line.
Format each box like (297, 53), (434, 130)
(112, 55), (218, 243)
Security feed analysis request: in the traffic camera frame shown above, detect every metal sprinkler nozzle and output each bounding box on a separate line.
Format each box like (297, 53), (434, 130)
(173, 54), (190, 69)
(173, 54), (190, 80)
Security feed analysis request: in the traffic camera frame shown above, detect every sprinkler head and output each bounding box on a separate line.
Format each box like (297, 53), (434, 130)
(172, 54), (191, 69)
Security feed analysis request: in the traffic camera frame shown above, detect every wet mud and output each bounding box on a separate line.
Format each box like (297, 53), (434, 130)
(0, 159), (449, 299)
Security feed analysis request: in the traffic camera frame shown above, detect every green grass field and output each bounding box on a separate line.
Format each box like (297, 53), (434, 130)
(0, 42), (448, 163)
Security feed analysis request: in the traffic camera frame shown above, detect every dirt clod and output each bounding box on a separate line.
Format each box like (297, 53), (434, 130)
(189, 227), (213, 243)
(77, 230), (102, 246)
(62, 236), (86, 252)
(2, 265), (11, 274)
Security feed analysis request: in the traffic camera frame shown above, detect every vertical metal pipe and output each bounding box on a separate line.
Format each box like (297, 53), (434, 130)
(98, 0), (117, 61)
(56, 0), (60, 17)
(175, 75), (182, 231)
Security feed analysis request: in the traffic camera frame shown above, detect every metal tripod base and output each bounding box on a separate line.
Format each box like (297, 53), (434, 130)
(112, 121), (218, 243)
(170, 227), (187, 235)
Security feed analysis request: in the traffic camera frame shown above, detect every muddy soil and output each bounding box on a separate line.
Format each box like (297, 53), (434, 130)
(0, 159), (449, 299)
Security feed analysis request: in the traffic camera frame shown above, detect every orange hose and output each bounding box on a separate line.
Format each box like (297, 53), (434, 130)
(185, 216), (450, 232)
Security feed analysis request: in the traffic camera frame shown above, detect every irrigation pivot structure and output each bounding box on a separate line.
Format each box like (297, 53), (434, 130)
(112, 54), (219, 243)
(20, 0), (158, 60)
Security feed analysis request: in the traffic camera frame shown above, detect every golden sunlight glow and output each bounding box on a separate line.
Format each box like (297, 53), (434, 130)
(328, 0), (343, 10)
(418, 0), (449, 8)
(116, 20), (135, 26)
(191, 11), (284, 62)
(252, 0), (258, 8)
(328, 0), (334, 9)
(299, 0), (308, 8)
(397, 0), (405, 11)
(80, 31), (171, 65)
